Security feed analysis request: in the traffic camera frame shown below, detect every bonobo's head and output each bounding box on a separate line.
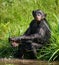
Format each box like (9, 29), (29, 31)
(32, 9), (46, 21)
(9, 37), (20, 47)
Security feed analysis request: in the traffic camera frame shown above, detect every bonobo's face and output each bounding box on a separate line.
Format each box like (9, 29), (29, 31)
(35, 14), (42, 21)
(32, 10), (45, 22)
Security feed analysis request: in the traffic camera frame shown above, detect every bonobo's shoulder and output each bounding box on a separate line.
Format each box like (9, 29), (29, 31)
(29, 19), (36, 26)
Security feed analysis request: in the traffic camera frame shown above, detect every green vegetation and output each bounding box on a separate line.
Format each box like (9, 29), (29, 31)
(0, 0), (59, 61)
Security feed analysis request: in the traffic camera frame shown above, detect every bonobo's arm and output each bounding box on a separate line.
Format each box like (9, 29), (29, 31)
(9, 33), (43, 43)
(9, 27), (46, 42)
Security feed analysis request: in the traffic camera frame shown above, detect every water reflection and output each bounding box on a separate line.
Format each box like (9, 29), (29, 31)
(0, 59), (59, 65)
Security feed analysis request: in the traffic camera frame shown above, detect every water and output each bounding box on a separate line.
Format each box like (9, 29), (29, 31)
(0, 59), (59, 65)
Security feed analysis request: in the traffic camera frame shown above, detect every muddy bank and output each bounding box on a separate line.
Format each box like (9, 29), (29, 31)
(0, 58), (59, 65)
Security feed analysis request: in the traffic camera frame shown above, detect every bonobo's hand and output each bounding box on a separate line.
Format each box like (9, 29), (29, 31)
(8, 37), (21, 43)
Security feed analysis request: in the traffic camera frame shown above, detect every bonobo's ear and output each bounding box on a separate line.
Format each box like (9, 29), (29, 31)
(45, 14), (47, 17)
(42, 13), (47, 19)
(32, 10), (35, 17)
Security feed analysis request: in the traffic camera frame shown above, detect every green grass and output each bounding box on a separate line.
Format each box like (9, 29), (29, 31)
(0, 0), (59, 61)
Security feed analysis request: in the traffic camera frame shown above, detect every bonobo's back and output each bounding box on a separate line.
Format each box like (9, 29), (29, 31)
(39, 19), (51, 43)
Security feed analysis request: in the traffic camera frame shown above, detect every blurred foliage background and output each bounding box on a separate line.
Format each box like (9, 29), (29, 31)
(0, 0), (59, 61)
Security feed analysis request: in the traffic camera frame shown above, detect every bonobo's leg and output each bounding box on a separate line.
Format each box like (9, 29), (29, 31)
(21, 41), (43, 59)
(31, 43), (43, 57)
(32, 43), (43, 50)
(13, 45), (24, 59)
(13, 40), (43, 59)
(24, 51), (37, 59)
(15, 40), (36, 59)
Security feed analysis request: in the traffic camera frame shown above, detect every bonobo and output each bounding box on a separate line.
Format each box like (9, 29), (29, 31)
(9, 9), (51, 59)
